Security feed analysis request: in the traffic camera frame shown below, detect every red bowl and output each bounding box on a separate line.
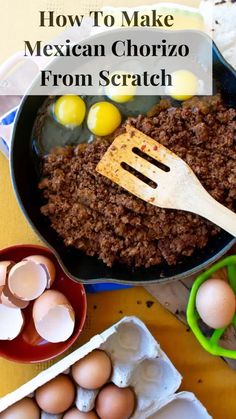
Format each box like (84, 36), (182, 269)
(0, 245), (87, 363)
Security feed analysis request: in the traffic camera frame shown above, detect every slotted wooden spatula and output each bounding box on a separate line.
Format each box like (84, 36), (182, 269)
(96, 125), (236, 237)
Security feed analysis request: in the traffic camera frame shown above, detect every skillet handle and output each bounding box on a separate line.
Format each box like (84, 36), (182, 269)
(0, 51), (42, 80)
(0, 107), (18, 158)
(0, 51), (45, 97)
(0, 50), (42, 158)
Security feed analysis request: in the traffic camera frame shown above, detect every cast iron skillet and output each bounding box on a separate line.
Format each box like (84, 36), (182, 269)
(10, 30), (236, 285)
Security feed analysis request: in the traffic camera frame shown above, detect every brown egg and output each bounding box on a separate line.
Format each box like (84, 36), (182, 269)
(72, 350), (112, 390)
(0, 397), (40, 419)
(35, 374), (75, 414)
(196, 278), (236, 329)
(63, 408), (99, 419)
(96, 384), (135, 419)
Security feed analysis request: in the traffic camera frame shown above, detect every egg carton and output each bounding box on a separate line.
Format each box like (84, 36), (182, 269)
(0, 316), (211, 418)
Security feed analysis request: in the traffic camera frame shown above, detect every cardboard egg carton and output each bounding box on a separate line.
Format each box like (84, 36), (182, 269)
(0, 316), (212, 418)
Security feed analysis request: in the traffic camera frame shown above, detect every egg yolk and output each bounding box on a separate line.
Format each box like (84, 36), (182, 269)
(54, 95), (86, 127)
(87, 102), (122, 136)
(167, 70), (198, 101)
(105, 71), (136, 103)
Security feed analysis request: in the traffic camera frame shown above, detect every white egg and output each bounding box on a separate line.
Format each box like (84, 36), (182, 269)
(196, 278), (236, 329)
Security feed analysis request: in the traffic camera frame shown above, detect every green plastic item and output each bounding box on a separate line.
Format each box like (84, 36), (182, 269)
(187, 255), (236, 359)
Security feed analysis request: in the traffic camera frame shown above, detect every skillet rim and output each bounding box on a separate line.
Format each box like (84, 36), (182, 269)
(9, 29), (236, 285)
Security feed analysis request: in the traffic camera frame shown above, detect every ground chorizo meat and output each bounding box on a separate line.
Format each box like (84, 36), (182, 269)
(39, 95), (236, 268)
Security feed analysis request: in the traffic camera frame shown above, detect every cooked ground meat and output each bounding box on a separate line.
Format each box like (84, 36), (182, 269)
(39, 95), (236, 268)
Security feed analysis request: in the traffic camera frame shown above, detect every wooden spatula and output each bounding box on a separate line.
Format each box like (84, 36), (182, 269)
(96, 125), (236, 237)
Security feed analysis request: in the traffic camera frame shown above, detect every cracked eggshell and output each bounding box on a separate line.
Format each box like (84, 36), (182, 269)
(23, 256), (56, 289)
(0, 262), (29, 309)
(0, 305), (24, 340)
(0, 261), (14, 286)
(1, 282), (30, 309)
(8, 261), (48, 301)
(33, 290), (75, 343)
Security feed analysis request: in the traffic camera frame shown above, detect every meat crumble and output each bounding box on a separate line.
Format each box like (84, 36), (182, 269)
(39, 95), (236, 268)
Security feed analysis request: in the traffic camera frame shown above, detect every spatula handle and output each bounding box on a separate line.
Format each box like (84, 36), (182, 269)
(195, 192), (236, 237)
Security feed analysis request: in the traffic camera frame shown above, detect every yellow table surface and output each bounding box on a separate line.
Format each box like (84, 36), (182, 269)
(0, 151), (236, 419)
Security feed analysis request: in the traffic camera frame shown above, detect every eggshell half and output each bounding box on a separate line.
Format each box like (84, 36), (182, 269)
(8, 261), (48, 301)
(0, 305), (24, 340)
(0, 261), (29, 309)
(1, 281), (29, 309)
(33, 290), (75, 343)
(0, 261), (14, 286)
(23, 255), (56, 288)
